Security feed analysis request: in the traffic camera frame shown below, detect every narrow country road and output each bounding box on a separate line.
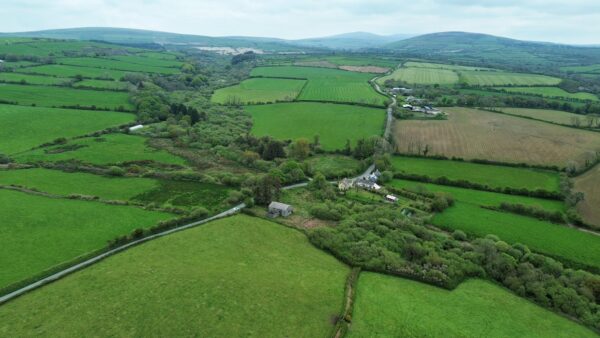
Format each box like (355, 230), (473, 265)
(0, 203), (246, 305)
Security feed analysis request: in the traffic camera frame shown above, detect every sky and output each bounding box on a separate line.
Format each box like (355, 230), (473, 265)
(1, 0), (600, 44)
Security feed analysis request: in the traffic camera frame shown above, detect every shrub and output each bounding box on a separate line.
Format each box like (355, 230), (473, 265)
(107, 166), (125, 176)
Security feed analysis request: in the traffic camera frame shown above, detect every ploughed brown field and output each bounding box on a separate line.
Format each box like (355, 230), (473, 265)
(393, 107), (600, 168)
(574, 164), (600, 228)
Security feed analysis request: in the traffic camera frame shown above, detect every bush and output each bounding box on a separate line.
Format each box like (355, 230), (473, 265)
(0, 153), (11, 164)
(452, 230), (467, 241)
(107, 166), (125, 176)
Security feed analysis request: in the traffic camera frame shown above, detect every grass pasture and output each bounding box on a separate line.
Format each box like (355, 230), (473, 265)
(391, 156), (561, 192)
(460, 71), (561, 86)
(561, 64), (600, 74)
(0, 168), (158, 201)
(0, 72), (71, 86)
(109, 55), (184, 68)
(574, 164), (600, 228)
(0, 83), (134, 110)
(496, 86), (598, 101)
(17, 64), (133, 80)
(211, 78), (306, 104)
(377, 67), (459, 85)
(56, 57), (180, 74)
(306, 155), (364, 178)
(73, 79), (129, 90)
(16, 133), (187, 166)
(393, 107), (600, 168)
(498, 107), (593, 126)
(0, 215), (348, 337)
(246, 102), (385, 150)
(0, 189), (172, 290)
(0, 104), (134, 154)
(132, 180), (231, 212)
(392, 180), (600, 269)
(404, 61), (489, 71)
(251, 66), (387, 106)
(349, 273), (597, 338)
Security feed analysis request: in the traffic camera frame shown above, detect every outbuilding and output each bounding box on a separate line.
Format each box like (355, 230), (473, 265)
(268, 201), (293, 218)
(386, 194), (399, 202)
(129, 124), (144, 132)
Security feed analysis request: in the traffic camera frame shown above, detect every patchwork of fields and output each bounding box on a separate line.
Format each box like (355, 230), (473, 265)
(378, 67), (459, 85)
(212, 78), (306, 104)
(498, 107), (593, 126)
(460, 71), (561, 86)
(496, 86), (598, 101)
(0, 215), (349, 337)
(349, 273), (597, 338)
(246, 102), (385, 150)
(574, 164), (600, 228)
(393, 107), (600, 168)
(0, 104), (134, 154)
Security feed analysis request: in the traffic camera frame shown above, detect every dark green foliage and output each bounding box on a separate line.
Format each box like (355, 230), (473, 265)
(243, 174), (281, 206)
(107, 166), (125, 176)
(231, 51), (257, 65)
(132, 180), (230, 211)
(0, 153), (11, 164)
(498, 203), (565, 224)
(353, 137), (378, 160)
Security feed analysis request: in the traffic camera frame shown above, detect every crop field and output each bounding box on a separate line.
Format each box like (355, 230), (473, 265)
(17, 64), (133, 80)
(211, 78), (306, 104)
(0, 215), (349, 337)
(377, 67), (459, 85)
(73, 79), (129, 90)
(56, 57), (180, 74)
(394, 107), (600, 168)
(246, 102), (385, 150)
(349, 273), (596, 338)
(574, 164), (600, 228)
(0, 72), (71, 85)
(306, 155), (364, 178)
(0, 83), (134, 110)
(0, 189), (173, 290)
(251, 66), (387, 106)
(460, 71), (561, 86)
(391, 156), (561, 192)
(404, 61), (489, 71)
(498, 107), (593, 125)
(0, 104), (134, 154)
(0, 168), (158, 201)
(392, 180), (600, 269)
(16, 133), (187, 166)
(496, 86), (598, 101)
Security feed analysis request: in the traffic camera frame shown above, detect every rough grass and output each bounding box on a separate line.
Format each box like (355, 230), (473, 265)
(17, 64), (134, 80)
(0, 83), (134, 111)
(251, 66), (387, 106)
(460, 71), (561, 86)
(306, 155), (364, 178)
(497, 107), (593, 126)
(392, 180), (600, 269)
(0, 72), (71, 86)
(574, 164), (600, 228)
(377, 67), (459, 85)
(16, 133), (187, 166)
(0, 168), (158, 201)
(0, 189), (173, 290)
(0, 215), (349, 337)
(73, 79), (129, 90)
(496, 87), (598, 101)
(0, 104), (134, 154)
(349, 273), (597, 338)
(56, 57), (180, 74)
(132, 180), (231, 212)
(391, 156), (561, 192)
(246, 102), (385, 150)
(393, 107), (600, 168)
(211, 78), (306, 104)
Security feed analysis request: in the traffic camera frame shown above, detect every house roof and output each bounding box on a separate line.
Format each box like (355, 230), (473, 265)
(269, 201), (292, 210)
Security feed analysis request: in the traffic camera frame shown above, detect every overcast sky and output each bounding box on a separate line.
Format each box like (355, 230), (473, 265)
(2, 0), (599, 44)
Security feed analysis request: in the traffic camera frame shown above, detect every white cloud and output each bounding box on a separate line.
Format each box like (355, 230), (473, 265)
(1, 0), (599, 44)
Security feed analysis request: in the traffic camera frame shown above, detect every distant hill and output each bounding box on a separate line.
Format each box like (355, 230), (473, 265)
(294, 32), (413, 49)
(383, 31), (600, 70)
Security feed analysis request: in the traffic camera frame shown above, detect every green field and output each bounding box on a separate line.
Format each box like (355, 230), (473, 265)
(391, 156), (561, 192)
(0, 72), (71, 85)
(561, 64), (600, 74)
(0, 104), (134, 154)
(377, 67), (459, 85)
(0, 215), (349, 337)
(131, 180), (231, 212)
(0, 83), (134, 110)
(0, 40), (137, 57)
(16, 133), (187, 166)
(404, 61), (489, 71)
(0, 168), (158, 201)
(246, 102), (385, 150)
(0, 189), (172, 290)
(109, 55), (184, 68)
(251, 66), (387, 106)
(498, 107), (593, 125)
(392, 180), (600, 269)
(496, 86), (598, 101)
(349, 273), (596, 338)
(18, 64), (134, 80)
(211, 78), (306, 104)
(73, 79), (129, 90)
(306, 155), (364, 178)
(56, 57), (180, 74)
(460, 71), (561, 86)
